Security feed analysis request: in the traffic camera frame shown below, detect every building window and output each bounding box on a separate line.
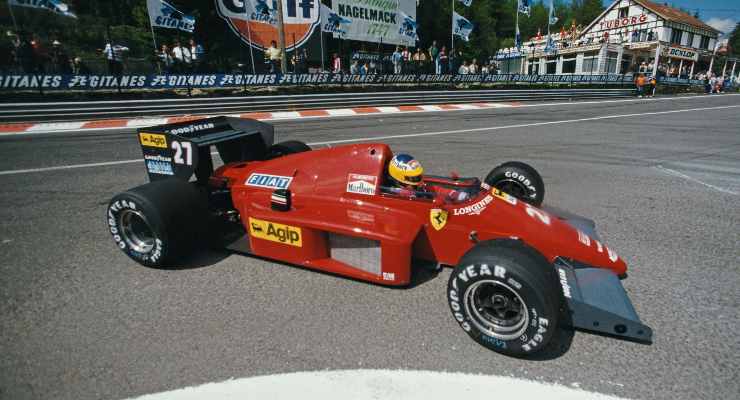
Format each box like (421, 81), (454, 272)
(618, 7), (629, 18)
(605, 51), (618, 74)
(581, 51), (598, 74)
(670, 29), (683, 44)
(546, 56), (557, 74)
(562, 57), (576, 74)
(685, 32), (694, 47)
(527, 59), (540, 75)
(699, 36), (710, 49)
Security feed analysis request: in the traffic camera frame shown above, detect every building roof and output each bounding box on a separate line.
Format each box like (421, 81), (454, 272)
(633, 0), (720, 33)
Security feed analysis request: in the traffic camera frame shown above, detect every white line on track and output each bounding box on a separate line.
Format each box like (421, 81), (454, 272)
(654, 165), (738, 195)
(1, 103), (738, 177)
(127, 369), (629, 400)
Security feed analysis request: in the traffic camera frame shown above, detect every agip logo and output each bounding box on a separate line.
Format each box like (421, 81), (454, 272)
(216, 0), (319, 50)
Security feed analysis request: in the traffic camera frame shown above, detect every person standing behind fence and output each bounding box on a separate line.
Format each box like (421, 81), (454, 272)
(189, 39), (204, 71)
(649, 76), (657, 97)
(172, 41), (192, 73)
(158, 44), (174, 74)
(265, 40), (281, 73)
(428, 41), (439, 74)
(439, 46), (448, 74)
(392, 46), (402, 74)
(332, 53), (341, 73)
(102, 40), (126, 75)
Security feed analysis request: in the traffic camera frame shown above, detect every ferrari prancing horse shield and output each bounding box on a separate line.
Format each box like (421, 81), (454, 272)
(430, 208), (448, 231)
(216, 0), (320, 50)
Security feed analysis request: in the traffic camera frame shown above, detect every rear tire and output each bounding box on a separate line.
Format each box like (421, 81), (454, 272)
(447, 239), (562, 357)
(268, 140), (311, 159)
(484, 161), (544, 206)
(106, 179), (207, 268)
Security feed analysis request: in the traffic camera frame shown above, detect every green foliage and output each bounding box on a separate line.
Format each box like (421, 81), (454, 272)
(729, 22), (740, 57)
(0, 0), (605, 69)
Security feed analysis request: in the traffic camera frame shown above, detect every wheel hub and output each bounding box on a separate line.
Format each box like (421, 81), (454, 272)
(119, 209), (155, 254)
(464, 280), (529, 341)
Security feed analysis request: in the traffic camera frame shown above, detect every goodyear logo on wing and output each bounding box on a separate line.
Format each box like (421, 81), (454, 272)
(139, 132), (167, 148)
(246, 173), (293, 190)
(248, 217), (302, 247)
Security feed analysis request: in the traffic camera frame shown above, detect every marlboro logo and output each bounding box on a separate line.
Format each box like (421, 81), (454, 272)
(346, 173), (377, 195)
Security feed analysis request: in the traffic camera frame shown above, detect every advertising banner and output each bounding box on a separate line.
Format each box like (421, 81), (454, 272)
(330, 0), (417, 46)
(215, 0), (319, 50)
(0, 73), (699, 91)
(147, 0), (196, 33)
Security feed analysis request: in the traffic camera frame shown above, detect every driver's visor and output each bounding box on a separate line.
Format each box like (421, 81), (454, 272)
(405, 175), (422, 183)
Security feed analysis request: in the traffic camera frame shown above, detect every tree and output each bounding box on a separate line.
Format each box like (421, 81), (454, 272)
(729, 22), (740, 57)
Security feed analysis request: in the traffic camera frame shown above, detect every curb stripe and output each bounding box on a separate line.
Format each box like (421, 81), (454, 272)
(1, 94), (737, 136)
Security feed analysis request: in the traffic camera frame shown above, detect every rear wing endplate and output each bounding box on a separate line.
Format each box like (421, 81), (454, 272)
(136, 116), (274, 183)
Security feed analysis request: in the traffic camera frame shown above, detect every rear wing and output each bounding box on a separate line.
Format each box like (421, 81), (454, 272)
(137, 116), (274, 183)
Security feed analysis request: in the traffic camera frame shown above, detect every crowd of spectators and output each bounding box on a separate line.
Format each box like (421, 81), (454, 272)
(156, 39), (205, 73)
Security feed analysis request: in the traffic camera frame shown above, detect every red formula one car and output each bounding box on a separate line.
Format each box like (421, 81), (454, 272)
(107, 117), (652, 357)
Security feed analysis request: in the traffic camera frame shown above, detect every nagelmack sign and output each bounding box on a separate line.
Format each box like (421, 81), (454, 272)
(665, 46), (699, 61)
(598, 14), (648, 30)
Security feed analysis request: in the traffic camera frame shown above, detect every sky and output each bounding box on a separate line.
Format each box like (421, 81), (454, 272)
(600, 0), (739, 35)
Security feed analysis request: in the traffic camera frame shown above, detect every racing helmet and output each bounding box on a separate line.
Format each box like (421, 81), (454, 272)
(389, 154), (424, 186)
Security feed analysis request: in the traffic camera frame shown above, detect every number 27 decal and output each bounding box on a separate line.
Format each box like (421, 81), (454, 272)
(171, 140), (192, 166)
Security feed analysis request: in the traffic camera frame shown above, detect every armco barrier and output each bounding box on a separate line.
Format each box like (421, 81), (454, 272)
(0, 88), (635, 123)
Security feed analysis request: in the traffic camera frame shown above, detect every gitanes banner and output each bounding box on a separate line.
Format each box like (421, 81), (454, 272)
(331, 0), (417, 46)
(0, 73), (692, 91)
(216, 0), (319, 50)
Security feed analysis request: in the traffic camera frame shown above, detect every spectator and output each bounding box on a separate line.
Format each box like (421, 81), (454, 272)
(648, 75), (657, 97)
(158, 44), (174, 73)
(102, 39), (127, 75)
(332, 53), (341, 73)
(360, 62), (368, 75)
(439, 46), (448, 74)
(72, 57), (91, 75)
(469, 58), (478, 74)
(50, 40), (72, 74)
(189, 39), (205, 71)
(401, 46), (410, 73)
(635, 73), (646, 97)
(428, 40), (439, 74)
(417, 49), (427, 73)
(392, 46), (402, 74)
(31, 36), (48, 73)
(350, 60), (359, 74)
(172, 41), (192, 72)
(265, 40), (281, 73)
(368, 59), (377, 74)
(291, 48), (308, 73)
(458, 61), (469, 75)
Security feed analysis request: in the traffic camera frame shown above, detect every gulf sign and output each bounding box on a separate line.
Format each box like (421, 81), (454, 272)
(216, 0), (319, 50)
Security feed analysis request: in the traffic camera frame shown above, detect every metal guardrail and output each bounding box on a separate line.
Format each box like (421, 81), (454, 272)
(0, 88), (634, 123)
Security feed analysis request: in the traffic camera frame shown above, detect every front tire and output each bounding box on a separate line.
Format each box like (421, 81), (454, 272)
(484, 161), (545, 206)
(106, 179), (207, 268)
(447, 240), (562, 357)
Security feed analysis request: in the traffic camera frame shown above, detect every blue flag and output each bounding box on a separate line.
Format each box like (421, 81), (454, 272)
(452, 12), (474, 42)
(8, 0), (77, 18)
(518, 0), (530, 17)
(548, 0), (558, 25)
(458, 0), (473, 6)
(147, 0), (196, 33)
(515, 25), (522, 49)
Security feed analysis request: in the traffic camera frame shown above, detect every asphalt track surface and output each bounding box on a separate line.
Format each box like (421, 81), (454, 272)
(1, 95), (739, 400)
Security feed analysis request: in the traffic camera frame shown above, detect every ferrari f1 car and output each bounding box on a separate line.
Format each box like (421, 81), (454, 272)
(107, 117), (653, 357)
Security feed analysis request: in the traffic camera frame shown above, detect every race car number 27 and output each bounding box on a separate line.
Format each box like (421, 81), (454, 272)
(171, 140), (192, 166)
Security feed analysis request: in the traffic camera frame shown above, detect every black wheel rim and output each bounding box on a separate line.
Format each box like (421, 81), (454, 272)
(464, 280), (529, 340)
(495, 179), (530, 200)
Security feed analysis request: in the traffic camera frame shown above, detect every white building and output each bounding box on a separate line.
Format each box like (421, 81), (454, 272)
(500, 0), (721, 78)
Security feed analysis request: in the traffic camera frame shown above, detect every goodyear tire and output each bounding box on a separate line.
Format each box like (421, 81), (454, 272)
(484, 161), (544, 206)
(447, 239), (562, 357)
(268, 140), (311, 159)
(106, 179), (207, 268)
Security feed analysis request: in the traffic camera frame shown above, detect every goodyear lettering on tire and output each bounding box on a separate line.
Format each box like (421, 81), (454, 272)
(248, 217), (302, 247)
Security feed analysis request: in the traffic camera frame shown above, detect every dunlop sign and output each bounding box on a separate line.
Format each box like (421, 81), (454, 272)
(665, 47), (698, 61)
